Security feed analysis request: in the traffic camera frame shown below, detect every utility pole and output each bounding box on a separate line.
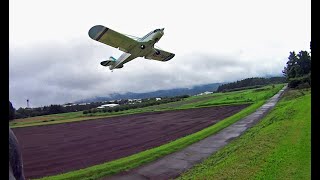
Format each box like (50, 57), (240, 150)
(27, 99), (30, 108)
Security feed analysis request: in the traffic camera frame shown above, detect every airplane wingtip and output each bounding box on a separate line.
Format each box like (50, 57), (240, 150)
(88, 25), (108, 40)
(164, 53), (175, 61)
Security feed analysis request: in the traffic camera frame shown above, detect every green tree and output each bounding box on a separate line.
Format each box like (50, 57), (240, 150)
(283, 50), (311, 80)
(297, 51), (311, 75)
(9, 101), (15, 121)
(47, 104), (65, 114)
(283, 49), (311, 88)
(283, 51), (298, 78)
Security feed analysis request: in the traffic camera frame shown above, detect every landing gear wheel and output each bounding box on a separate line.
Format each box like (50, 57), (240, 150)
(140, 45), (145, 49)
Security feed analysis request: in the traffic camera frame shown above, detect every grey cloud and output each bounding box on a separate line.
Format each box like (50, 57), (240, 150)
(9, 40), (284, 108)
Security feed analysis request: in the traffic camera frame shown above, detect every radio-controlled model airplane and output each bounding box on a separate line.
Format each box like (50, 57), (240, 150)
(88, 25), (175, 71)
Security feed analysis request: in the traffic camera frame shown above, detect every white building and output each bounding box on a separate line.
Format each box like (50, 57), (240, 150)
(62, 103), (77, 107)
(78, 103), (89, 105)
(128, 99), (142, 104)
(155, 98), (162, 101)
(203, 91), (213, 95)
(196, 91), (213, 96)
(97, 104), (119, 109)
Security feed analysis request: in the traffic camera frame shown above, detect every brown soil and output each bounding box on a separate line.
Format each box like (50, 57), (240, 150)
(12, 104), (249, 179)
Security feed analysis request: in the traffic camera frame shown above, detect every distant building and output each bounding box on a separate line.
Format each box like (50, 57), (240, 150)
(97, 104), (119, 109)
(128, 99), (142, 104)
(203, 91), (213, 95)
(155, 98), (162, 101)
(62, 103), (77, 107)
(78, 103), (88, 106)
(196, 91), (213, 96)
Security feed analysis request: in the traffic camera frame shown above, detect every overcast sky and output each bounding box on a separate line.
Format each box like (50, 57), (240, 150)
(9, 0), (311, 108)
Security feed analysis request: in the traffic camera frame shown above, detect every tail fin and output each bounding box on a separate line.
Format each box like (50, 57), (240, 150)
(109, 56), (117, 61)
(100, 56), (117, 66)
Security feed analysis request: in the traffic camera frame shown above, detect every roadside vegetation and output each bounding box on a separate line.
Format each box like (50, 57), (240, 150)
(35, 84), (284, 180)
(177, 88), (311, 180)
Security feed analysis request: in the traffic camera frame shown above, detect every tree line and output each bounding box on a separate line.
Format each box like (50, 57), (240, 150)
(83, 95), (189, 114)
(9, 95), (190, 120)
(10, 102), (106, 120)
(282, 48), (311, 88)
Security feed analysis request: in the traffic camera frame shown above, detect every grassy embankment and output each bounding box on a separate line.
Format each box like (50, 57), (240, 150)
(10, 84), (284, 128)
(35, 84), (285, 180)
(177, 88), (311, 180)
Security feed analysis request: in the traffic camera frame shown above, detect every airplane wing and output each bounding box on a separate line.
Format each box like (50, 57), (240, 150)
(145, 48), (175, 61)
(88, 25), (138, 52)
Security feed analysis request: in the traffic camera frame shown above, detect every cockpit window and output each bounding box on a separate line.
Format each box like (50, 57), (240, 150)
(141, 29), (160, 40)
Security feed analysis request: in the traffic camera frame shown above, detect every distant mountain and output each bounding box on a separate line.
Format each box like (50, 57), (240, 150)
(75, 83), (223, 104)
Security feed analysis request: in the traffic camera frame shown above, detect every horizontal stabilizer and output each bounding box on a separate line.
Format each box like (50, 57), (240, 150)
(100, 60), (115, 66)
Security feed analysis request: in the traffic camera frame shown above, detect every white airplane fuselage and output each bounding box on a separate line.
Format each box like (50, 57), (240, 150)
(110, 28), (165, 70)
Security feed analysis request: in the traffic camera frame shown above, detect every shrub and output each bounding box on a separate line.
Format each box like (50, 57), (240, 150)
(114, 107), (120, 112)
(288, 73), (311, 88)
(91, 109), (98, 113)
(296, 82), (311, 89)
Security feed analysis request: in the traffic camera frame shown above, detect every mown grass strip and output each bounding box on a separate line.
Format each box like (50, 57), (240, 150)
(177, 88), (310, 180)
